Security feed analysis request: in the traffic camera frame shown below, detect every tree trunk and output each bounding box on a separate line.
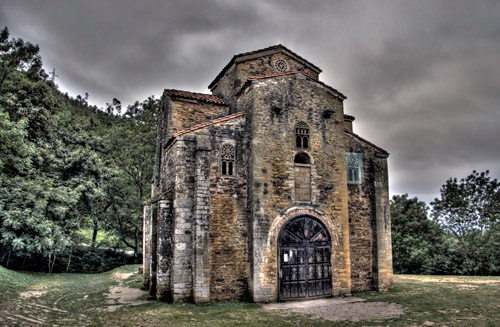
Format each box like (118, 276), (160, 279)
(66, 250), (72, 273)
(92, 221), (98, 248)
(49, 253), (56, 273)
(21, 255), (27, 270)
(6, 249), (11, 268)
(134, 227), (139, 262)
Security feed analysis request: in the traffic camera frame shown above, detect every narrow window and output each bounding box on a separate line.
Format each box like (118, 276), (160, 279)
(220, 144), (235, 176)
(295, 122), (310, 149)
(294, 152), (311, 201)
(346, 152), (363, 184)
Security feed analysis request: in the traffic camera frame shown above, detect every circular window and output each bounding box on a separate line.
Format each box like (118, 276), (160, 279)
(274, 59), (288, 73)
(221, 144), (235, 159)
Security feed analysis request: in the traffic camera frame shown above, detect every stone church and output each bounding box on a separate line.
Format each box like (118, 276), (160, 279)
(143, 44), (393, 303)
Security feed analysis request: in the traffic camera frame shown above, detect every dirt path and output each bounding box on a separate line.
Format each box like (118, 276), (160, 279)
(263, 297), (405, 322)
(103, 272), (149, 312)
(0, 266), (148, 326)
(0, 286), (80, 326)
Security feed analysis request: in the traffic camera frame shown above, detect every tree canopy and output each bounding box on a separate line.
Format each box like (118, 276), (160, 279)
(392, 170), (500, 276)
(431, 170), (500, 275)
(0, 27), (157, 272)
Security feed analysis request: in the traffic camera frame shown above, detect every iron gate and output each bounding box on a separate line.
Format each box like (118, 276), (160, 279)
(278, 216), (332, 300)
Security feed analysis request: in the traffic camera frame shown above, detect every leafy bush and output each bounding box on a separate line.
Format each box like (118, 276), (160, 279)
(0, 244), (140, 273)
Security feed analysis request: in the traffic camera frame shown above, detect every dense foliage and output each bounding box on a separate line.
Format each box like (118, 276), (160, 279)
(0, 27), (157, 272)
(392, 171), (500, 275)
(431, 170), (500, 275)
(390, 194), (443, 274)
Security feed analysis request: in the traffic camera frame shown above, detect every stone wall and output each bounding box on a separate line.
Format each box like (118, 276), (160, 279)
(212, 52), (320, 112)
(142, 205), (152, 288)
(171, 100), (228, 135)
(210, 64), (237, 111)
(238, 73), (352, 302)
(345, 132), (393, 292)
(153, 115), (249, 303)
(199, 117), (249, 301)
(158, 96), (228, 141)
(345, 139), (375, 291)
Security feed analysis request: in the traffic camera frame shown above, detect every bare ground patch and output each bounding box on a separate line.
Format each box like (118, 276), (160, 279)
(396, 275), (500, 284)
(396, 275), (500, 291)
(18, 290), (47, 299)
(104, 270), (149, 312)
(263, 297), (405, 322)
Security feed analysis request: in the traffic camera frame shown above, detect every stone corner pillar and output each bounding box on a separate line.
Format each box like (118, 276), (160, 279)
(170, 137), (196, 303)
(192, 141), (212, 304)
(156, 199), (173, 302)
(143, 205), (152, 289)
(373, 156), (393, 291)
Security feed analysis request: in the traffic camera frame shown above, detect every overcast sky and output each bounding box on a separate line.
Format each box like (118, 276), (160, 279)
(2, 0), (500, 205)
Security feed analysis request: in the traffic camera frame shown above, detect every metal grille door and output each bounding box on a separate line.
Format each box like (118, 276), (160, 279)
(279, 216), (332, 300)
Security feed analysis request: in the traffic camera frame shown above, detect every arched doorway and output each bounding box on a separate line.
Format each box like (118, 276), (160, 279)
(278, 216), (332, 300)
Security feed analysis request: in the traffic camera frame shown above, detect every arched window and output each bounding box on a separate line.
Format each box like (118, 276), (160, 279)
(294, 152), (310, 164)
(220, 144), (235, 176)
(294, 152), (311, 201)
(295, 122), (310, 149)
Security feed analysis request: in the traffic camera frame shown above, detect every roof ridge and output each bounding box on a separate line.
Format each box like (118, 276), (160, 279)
(164, 89), (227, 105)
(208, 44), (322, 90)
(236, 71), (347, 100)
(344, 129), (389, 155)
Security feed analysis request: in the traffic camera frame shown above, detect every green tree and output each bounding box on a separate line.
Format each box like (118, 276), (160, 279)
(0, 27), (45, 90)
(0, 28), (89, 271)
(391, 194), (444, 274)
(1, 27), (157, 271)
(431, 170), (500, 275)
(103, 96), (158, 259)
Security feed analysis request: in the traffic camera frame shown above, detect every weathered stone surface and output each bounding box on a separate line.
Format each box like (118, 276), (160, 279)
(143, 44), (392, 303)
(345, 131), (393, 292)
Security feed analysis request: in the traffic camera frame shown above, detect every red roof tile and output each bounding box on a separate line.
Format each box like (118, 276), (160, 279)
(164, 89), (227, 105)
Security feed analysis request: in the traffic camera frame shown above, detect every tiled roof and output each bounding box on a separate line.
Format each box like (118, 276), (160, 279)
(208, 44), (322, 90)
(236, 71), (347, 100)
(171, 111), (246, 138)
(164, 89), (227, 105)
(345, 129), (389, 155)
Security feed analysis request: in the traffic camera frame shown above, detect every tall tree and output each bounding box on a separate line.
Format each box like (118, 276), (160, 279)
(0, 28), (105, 270)
(0, 27), (45, 90)
(391, 194), (444, 274)
(1, 28), (158, 270)
(431, 170), (500, 275)
(103, 96), (158, 259)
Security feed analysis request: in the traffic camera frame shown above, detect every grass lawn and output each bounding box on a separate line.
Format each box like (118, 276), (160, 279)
(1, 265), (499, 326)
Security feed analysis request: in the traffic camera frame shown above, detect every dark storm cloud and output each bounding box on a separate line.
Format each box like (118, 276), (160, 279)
(2, 0), (500, 204)
(2, 0), (265, 103)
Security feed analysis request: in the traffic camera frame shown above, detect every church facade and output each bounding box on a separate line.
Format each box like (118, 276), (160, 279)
(143, 45), (393, 303)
